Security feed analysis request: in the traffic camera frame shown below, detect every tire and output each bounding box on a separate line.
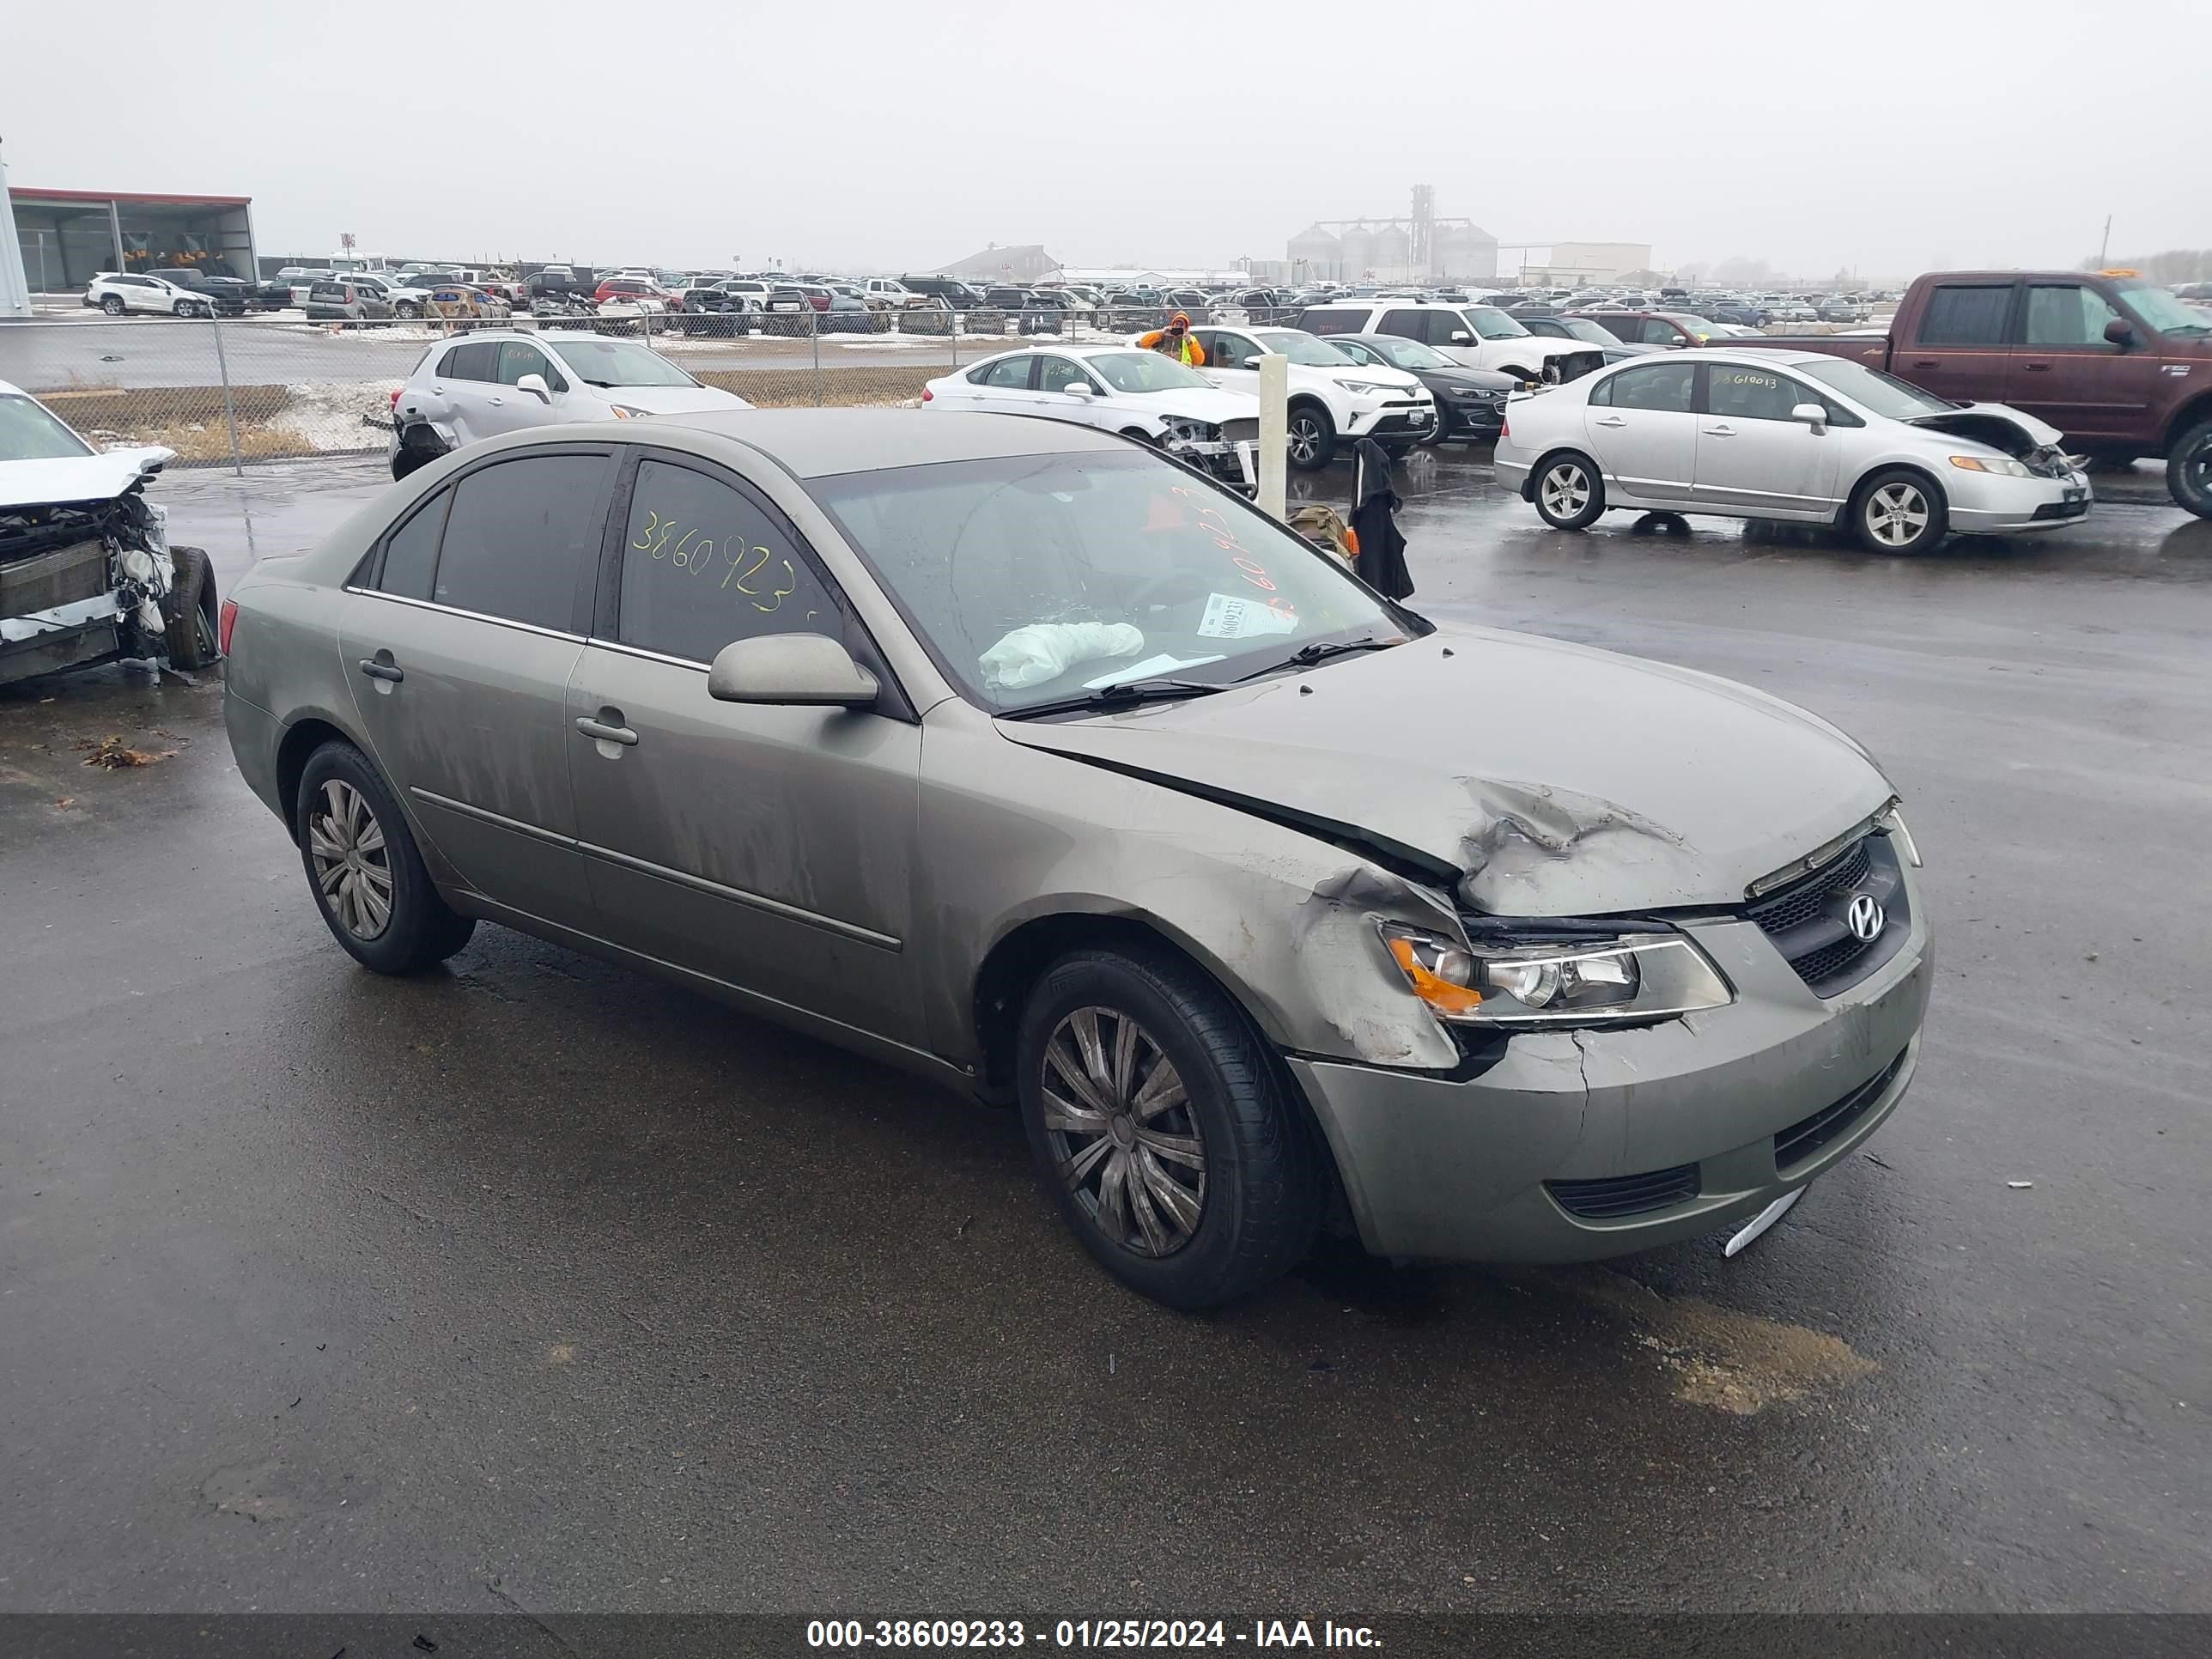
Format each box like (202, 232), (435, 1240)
(101, 295), (127, 317)
(1852, 466), (1947, 553)
(1286, 402), (1335, 471)
(2167, 416), (2212, 519)
(162, 545), (220, 669)
(1532, 451), (1606, 529)
(390, 424), (447, 482)
(173, 301), (196, 318)
(396, 301), (421, 320)
(1016, 945), (1323, 1309)
(294, 741), (475, 974)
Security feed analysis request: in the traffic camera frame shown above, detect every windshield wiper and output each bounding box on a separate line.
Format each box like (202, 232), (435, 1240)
(1234, 635), (1401, 681)
(999, 678), (1227, 720)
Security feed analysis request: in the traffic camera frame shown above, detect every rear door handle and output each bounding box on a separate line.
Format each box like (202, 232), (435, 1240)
(357, 658), (404, 683)
(1594, 416), (1627, 428)
(575, 714), (638, 746)
(1910, 359), (1941, 370)
(1703, 424), (1736, 436)
(2022, 361), (2052, 372)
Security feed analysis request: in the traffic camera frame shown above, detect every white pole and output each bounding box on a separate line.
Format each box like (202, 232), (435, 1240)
(1256, 353), (1288, 520)
(0, 144), (35, 319)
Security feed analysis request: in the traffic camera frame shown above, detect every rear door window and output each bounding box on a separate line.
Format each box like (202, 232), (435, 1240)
(1921, 284), (2016, 346)
(615, 459), (839, 663)
(375, 490), (450, 601)
(441, 341), (500, 380)
(969, 356), (1036, 389)
(1601, 362), (1698, 412)
(431, 454), (611, 630)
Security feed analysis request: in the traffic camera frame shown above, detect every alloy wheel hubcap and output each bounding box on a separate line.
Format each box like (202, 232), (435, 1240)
(1290, 419), (1321, 462)
(1542, 465), (1589, 517)
(1868, 483), (1929, 546)
(1041, 1006), (1206, 1258)
(307, 780), (393, 940)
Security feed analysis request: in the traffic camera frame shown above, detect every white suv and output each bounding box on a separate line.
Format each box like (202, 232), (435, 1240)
(84, 272), (215, 319)
(1182, 325), (1434, 469)
(1295, 300), (1605, 386)
(862, 277), (932, 310)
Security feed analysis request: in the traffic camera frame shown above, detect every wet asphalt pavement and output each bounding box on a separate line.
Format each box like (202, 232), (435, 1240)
(3, 448), (2207, 1622)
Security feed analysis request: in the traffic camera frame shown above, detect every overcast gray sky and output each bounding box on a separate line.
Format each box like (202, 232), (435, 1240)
(7, 0), (2203, 279)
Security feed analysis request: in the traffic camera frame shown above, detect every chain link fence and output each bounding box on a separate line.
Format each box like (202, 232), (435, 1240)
(0, 301), (1197, 471)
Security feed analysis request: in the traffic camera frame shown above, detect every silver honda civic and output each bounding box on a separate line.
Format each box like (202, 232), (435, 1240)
(223, 410), (1931, 1308)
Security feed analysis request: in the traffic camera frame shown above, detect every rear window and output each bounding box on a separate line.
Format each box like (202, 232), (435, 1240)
(1920, 284), (2014, 347)
(1297, 307), (1368, 336)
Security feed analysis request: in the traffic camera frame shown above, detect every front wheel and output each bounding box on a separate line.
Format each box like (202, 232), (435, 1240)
(395, 301), (422, 320)
(295, 742), (475, 974)
(1853, 468), (1947, 553)
(1016, 947), (1323, 1309)
(2167, 417), (2212, 518)
(1533, 453), (1605, 529)
(163, 545), (220, 669)
(1286, 404), (1335, 471)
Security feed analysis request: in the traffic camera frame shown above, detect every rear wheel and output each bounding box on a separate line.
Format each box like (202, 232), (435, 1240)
(1533, 452), (1605, 529)
(101, 295), (127, 317)
(295, 741), (475, 974)
(2167, 417), (2212, 519)
(1286, 403), (1335, 471)
(1853, 467), (1947, 553)
(1016, 946), (1323, 1309)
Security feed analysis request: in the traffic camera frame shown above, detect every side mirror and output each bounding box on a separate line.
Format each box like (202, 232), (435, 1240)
(515, 372), (552, 402)
(1449, 331), (1473, 344)
(708, 633), (879, 708)
(2103, 318), (2136, 348)
(1061, 381), (1094, 397)
(1790, 402), (1828, 429)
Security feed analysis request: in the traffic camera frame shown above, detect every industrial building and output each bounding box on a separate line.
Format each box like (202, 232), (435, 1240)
(1517, 242), (1656, 286)
(935, 244), (1059, 284)
(7, 185), (259, 294)
(1285, 186), (1499, 286)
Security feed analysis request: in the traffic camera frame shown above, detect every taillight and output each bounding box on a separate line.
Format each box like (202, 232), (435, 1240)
(217, 598), (238, 657)
(921, 386), (933, 402)
(389, 386), (401, 410)
(1498, 416), (1510, 440)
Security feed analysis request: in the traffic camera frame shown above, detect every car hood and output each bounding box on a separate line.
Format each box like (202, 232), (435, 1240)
(597, 385), (750, 415)
(1905, 401), (2065, 453)
(994, 622), (1893, 915)
(0, 447), (173, 509)
(1127, 386), (1264, 422)
(1418, 364), (1518, 392)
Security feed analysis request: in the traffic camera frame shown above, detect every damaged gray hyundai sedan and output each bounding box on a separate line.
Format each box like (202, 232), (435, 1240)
(223, 410), (1930, 1307)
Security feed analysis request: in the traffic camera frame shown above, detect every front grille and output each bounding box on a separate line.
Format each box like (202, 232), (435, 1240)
(2032, 498), (2089, 520)
(1547, 1163), (1701, 1220)
(1744, 831), (1906, 997)
(1219, 417), (1259, 444)
(1775, 1050), (1907, 1170)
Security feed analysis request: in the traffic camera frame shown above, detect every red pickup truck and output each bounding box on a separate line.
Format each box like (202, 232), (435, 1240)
(1760, 270), (2212, 517)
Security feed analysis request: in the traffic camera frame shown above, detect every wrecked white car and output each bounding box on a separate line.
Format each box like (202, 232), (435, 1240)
(222, 412), (1930, 1310)
(1496, 349), (2092, 553)
(1, 380), (220, 686)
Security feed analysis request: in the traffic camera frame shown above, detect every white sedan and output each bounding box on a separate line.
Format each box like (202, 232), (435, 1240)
(1184, 325), (1435, 469)
(924, 345), (1264, 487)
(389, 331), (751, 479)
(1493, 349), (2092, 554)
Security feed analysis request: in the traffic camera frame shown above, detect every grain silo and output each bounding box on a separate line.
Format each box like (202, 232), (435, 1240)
(1286, 223), (1343, 283)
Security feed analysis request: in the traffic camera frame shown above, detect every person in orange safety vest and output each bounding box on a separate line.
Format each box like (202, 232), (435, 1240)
(1137, 312), (1206, 367)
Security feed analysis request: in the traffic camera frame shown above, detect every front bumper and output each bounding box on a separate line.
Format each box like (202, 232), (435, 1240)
(1945, 470), (2094, 535)
(1346, 400), (1437, 441)
(1443, 398), (1507, 438)
(1287, 881), (1933, 1263)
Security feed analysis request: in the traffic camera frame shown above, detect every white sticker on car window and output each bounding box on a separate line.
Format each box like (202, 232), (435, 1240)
(1197, 591), (1299, 640)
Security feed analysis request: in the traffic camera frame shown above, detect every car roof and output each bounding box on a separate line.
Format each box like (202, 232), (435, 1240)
(649, 408), (1122, 477)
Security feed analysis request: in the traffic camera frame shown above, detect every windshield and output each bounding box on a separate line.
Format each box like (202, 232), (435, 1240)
(2117, 280), (2212, 336)
(1558, 318), (1616, 345)
(1365, 337), (1450, 371)
(1253, 330), (1355, 367)
(1798, 359), (1953, 419)
(1089, 351), (1213, 393)
(1461, 307), (1529, 340)
(545, 338), (697, 388)
(0, 394), (95, 461)
(808, 452), (1410, 714)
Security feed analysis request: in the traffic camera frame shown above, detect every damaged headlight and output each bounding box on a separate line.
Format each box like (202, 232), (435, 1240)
(1948, 454), (2030, 478)
(1381, 926), (1733, 1027)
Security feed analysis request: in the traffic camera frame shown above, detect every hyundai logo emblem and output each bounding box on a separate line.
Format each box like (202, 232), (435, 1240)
(1845, 894), (1886, 943)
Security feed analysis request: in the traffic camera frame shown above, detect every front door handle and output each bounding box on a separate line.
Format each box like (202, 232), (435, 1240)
(575, 714), (638, 746)
(1594, 416), (1627, 428)
(357, 656), (404, 684)
(1910, 359), (1941, 370)
(2021, 361), (2052, 372)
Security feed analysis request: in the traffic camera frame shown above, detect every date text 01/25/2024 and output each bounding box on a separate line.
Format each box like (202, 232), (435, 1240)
(805, 1620), (1381, 1650)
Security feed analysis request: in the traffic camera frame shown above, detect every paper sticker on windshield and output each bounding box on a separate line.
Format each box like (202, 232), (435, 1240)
(1198, 592), (1298, 640)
